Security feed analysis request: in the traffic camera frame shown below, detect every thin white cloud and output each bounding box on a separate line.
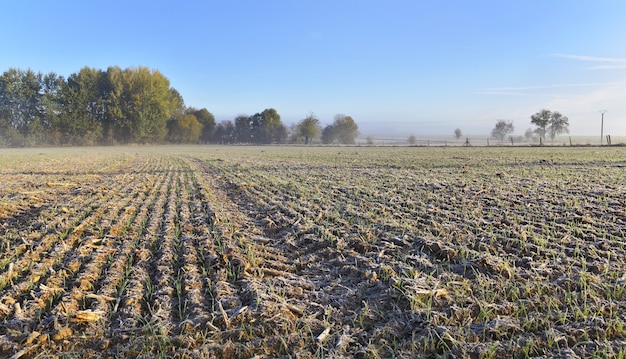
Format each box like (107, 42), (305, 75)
(554, 53), (626, 70)
(554, 54), (626, 63)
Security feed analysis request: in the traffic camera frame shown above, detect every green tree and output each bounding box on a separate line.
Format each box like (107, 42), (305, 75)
(249, 112), (265, 143)
(321, 125), (336, 144)
(332, 114), (359, 144)
(40, 72), (64, 145)
(261, 108), (285, 143)
(234, 114), (252, 143)
(56, 67), (106, 145)
(106, 66), (180, 144)
(244, 108), (286, 144)
(187, 107), (215, 143)
(491, 120), (514, 142)
(0, 65), (186, 146)
(297, 113), (321, 144)
(214, 120), (235, 144)
(167, 113), (202, 143)
(0, 68), (47, 145)
(530, 109), (551, 141)
(103, 66), (126, 142)
(274, 123), (288, 143)
(288, 123), (301, 143)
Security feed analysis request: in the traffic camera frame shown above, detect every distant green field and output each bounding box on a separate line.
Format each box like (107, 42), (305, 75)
(1, 145), (625, 358)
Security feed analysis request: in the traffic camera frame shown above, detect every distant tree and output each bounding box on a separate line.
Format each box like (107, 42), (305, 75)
(491, 120), (514, 142)
(231, 108), (286, 144)
(56, 67), (107, 145)
(0, 68), (48, 146)
(186, 107), (215, 143)
(332, 114), (359, 144)
(261, 108), (286, 143)
(234, 114), (251, 143)
(317, 114), (359, 144)
(454, 128), (462, 139)
(366, 136), (375, 145)
(133, 67), (178, 143)
(321, 125), (335, 144)
(288, 123), (301, 143)
(530, 109), (551, 141)
(408, 134), (417, 145)
(105, 66), (181, 144)
(40, 72), (64, 145)
(297, 113), (321, 144)
(524, 128), (534, 141)
(167, 113), (202, 143)
(214, 120), (235, 143)
(547, 111), (569, 141)
(274, 122), (288, 143)
(0, 65), (191, 146)
(248, 112), (265, 143)
(530, 109), (570, 142)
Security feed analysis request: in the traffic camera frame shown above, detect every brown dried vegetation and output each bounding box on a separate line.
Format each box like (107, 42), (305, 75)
(1, 146), (626, 358)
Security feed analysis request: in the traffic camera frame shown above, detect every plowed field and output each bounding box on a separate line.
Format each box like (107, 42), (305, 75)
(1, 145), (626, 358)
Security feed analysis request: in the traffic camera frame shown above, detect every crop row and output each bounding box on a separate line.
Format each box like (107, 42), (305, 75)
(0, 146), (625, 358)
(190, 146), (626, 357)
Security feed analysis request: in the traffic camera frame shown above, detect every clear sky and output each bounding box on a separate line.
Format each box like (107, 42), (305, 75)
(2, 1), (626, 137)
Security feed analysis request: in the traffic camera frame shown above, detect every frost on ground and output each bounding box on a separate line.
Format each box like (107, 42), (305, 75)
(0, 146), (625, 358)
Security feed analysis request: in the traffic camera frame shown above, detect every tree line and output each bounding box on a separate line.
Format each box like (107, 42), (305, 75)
(202, 112), (359, 145)
(0, 67), (183, 146)
(0, 67), (359, 146)
(490, 109), (570, 143)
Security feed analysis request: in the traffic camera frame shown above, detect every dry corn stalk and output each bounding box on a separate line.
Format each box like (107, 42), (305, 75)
(70, 309), (105, 323)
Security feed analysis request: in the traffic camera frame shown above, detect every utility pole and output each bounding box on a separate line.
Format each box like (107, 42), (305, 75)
(600, 110), (607, 145)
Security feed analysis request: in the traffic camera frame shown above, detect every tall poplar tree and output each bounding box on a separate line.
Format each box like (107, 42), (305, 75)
(57, 67), (106, 145)
(0, 68), (46, 145)
(105, 66), (182, 143)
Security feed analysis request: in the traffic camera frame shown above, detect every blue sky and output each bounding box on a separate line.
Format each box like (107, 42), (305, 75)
(2, 1), (626, 137)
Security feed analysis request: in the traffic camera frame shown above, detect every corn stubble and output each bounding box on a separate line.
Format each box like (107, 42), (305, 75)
(0, 146), (626, 358)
